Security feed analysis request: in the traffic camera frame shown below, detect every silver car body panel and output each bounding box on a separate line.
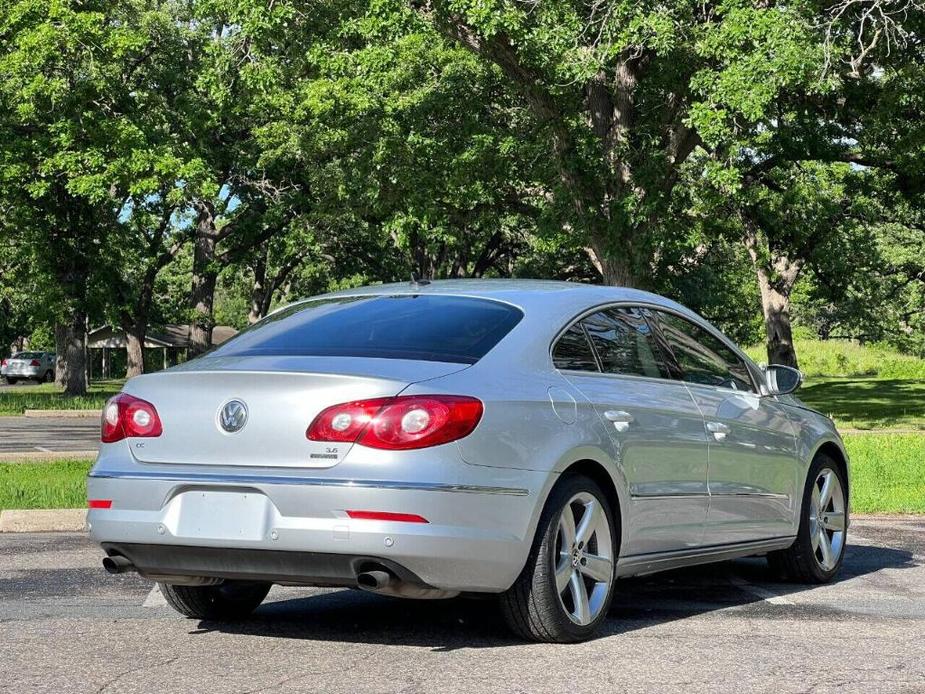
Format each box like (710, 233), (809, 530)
(88, 280), (848, 592)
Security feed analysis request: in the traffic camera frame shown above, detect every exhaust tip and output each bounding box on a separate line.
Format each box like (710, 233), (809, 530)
(357, 569), (393, 591)
(102, 555), (134, 575)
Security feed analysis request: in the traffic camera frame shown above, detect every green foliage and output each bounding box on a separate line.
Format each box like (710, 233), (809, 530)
(846, 434), (925, 514)
(0, 0), (922, 393)
(0, 459), (92, 509)
(746, 340), (925, 380)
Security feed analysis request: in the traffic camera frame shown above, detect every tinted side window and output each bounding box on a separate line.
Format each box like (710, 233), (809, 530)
(653, 311), (755, 392)
(580, 308), (671, 379)
(552, 324), (599, 372)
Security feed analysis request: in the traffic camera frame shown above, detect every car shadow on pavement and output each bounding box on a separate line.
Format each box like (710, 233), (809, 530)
(194, 543), (916, 650)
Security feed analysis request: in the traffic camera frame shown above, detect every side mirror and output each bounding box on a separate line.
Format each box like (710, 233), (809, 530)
(764, 364), (803, 395)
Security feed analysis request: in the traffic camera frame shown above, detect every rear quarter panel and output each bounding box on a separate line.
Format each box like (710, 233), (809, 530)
(403, 361), (630, 555)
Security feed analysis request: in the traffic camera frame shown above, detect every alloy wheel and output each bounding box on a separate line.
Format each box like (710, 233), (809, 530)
(554, 491), (614, 626)
(808, 467), (846, 571)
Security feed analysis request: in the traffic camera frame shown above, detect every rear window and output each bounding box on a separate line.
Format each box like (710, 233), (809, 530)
(210, 295), (524, 364)
(14, 352), (42, 359)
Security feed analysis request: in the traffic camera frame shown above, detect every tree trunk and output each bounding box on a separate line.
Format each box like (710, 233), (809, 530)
(743, 218), (801, 369)
(62, 311), (88, 396)
(54, 323), (67, 387)
(123, 319), (146, 378)
(757, 276), (799, 368)
(189, 210), (217, 357)
(248, 247), (269, 324)
(586, 234), (639, 287)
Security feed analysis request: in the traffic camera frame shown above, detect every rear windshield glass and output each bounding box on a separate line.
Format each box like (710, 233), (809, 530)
(210, 295), (524, 364)
(13, 352), (42, 359)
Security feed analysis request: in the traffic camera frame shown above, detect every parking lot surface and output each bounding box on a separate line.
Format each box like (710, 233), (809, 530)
(2, 517), (923, 693)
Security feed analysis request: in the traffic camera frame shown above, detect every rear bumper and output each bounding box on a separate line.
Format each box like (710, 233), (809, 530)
(101, 542), (429, 587)
(4, 366), (40, 377)
(87, 465), (548, 593)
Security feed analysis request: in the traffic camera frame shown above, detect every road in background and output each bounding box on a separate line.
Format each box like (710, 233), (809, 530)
(0, 416), (99, 454)
(2, 517), (923, 693)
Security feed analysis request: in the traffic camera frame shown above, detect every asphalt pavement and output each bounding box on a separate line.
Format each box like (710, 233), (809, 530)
(0, 416), (100, 454)
(2, 517), (923, 693)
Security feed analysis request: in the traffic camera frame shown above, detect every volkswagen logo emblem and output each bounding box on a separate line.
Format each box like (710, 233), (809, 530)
(219, 399), (248, 433)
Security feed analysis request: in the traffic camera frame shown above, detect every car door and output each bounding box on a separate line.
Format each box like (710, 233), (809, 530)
(648, 309), (800, 544)
(553, 306), (710, 556)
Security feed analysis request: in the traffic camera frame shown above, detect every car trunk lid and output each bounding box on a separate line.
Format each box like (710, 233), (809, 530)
(122, 356), (469, 468)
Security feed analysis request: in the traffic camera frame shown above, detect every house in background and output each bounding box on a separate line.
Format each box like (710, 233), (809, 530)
(86, 324), (238, 378)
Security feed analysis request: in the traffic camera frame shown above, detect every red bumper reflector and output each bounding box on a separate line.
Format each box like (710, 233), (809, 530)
(88, 499), (113, 509)
(346, 510), (428, 524)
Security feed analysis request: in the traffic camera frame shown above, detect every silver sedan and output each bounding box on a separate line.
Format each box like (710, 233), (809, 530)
(2, 351), (56, 384)
(88, 280), (849, 643)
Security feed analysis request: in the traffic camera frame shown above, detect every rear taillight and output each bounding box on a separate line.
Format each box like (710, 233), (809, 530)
(30, 359), (40, 367)
(101, 393), (163, 443)
(307, 395), (483, 450)
(1, 359), (7, 367)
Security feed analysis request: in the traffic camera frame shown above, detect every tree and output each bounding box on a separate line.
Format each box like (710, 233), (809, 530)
(406, 0), (856, 287)
(0, 0), (201, 391)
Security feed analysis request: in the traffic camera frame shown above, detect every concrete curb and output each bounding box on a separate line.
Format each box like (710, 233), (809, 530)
(23, 409), (101, 418)
(0, 509), (86, 532)
(0, 450), (97, 462)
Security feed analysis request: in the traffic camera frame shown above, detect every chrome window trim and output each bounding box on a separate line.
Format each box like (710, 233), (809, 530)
(88, 469), (529, 497)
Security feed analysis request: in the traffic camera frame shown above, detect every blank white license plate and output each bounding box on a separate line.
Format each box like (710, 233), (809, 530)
(168, 491), (272, 541)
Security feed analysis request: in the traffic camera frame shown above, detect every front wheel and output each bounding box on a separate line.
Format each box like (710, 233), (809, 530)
(500, 474), (618, 643)
(768, 454), (848, 583)
(160, 581), (271, 620)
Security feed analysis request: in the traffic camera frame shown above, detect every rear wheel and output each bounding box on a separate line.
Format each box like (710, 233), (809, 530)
(4, 377), (17, 385)
(43, 370), (53, 383)
(159, 581), (271, 620)
(500, 475), (617, 643)
(768, 454), (848, 583)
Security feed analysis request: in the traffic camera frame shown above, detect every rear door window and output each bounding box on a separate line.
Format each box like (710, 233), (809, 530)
(210, 295), (523, 364)
(552, 324), (599, 372)
(580, 308), (671, 379)
(651, 311), (755, 392)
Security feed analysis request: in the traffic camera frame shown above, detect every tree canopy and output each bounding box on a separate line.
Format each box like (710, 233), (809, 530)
(0, 0), (922, 389)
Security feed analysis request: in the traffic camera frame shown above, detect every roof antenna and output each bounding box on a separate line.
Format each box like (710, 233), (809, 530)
(410, 272), (431, 288)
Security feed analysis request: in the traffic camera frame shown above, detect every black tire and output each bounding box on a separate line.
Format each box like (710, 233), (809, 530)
(159, 581), (271, 620)
(43, 370), (53, 383)
(5, 377), (17, 385)
(768, 453), (849, 583)
(500, 474), (618, 643)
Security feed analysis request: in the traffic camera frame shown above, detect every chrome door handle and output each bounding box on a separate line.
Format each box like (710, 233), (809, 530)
(604, 410), (634, 433)
(706, 421), (730, 441)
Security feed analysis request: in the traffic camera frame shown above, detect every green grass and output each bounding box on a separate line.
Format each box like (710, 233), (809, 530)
(0, 379), (124, 415)
(0, 459), (93, 510)
(799, 377), (925, 431)
(0, 436), (922, 513)
(746, 339), (925, 380)
(845, 433), (925, 514)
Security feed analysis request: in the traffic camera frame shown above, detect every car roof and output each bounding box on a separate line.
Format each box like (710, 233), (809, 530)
(316, 279), (698, 322)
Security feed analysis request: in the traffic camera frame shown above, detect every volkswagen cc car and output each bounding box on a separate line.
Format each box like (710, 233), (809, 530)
(88, 280), (849, 642)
